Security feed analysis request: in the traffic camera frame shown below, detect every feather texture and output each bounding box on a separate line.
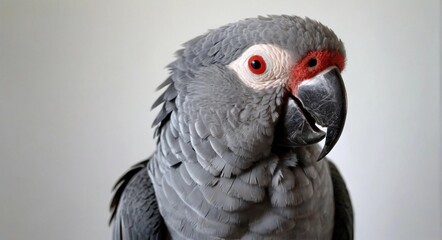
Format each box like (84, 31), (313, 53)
(110, 159), (167, 240)
(111, 15), (352, 240)
(329, 161), (354, 240)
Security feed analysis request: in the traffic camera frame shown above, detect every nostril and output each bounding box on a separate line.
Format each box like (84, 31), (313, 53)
(307, 58), (317, 68)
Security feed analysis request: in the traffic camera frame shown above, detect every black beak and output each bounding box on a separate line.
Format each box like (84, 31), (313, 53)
(274, 67), (347, 161)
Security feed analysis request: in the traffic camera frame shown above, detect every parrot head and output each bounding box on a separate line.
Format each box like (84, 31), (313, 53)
(154, 15), (346, 176)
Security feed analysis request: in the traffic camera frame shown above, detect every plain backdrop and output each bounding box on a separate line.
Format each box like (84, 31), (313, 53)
(0, 0), (440, 239)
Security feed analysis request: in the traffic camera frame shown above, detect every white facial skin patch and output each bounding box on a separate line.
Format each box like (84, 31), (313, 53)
(228, 44), (294, 90)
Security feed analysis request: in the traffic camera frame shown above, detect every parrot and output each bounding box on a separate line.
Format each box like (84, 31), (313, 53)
(110, 15), (353, 240)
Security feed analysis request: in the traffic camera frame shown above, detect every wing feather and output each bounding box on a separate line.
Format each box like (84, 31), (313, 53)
(329, 160), (354, 240)
(110, 158), (167, 240)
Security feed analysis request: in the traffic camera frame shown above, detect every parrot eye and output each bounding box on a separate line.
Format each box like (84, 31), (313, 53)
(248, 55), (267, 74)
(228, 44), (291, 90)
(307, 57), (317, 68)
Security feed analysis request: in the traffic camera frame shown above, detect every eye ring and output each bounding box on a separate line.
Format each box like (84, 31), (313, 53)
(248, 55), (267, 74)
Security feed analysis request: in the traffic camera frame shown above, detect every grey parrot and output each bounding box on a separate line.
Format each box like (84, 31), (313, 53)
(110, 15), (353, 240)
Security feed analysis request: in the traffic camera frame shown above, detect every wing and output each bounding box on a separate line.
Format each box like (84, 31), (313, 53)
(110, 158), (167, 240)
(328, 160), (354, 240)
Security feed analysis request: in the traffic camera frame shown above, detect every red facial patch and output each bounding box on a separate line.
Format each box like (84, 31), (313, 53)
(290, 51), (345, 93)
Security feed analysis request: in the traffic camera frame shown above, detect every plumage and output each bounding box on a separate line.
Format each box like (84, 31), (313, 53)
(110, 159), (167, 240)
(110, 15), (353, 239)
(329, 161), (354, 240)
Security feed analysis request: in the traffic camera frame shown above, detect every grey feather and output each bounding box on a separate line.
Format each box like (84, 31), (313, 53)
(329, 160), (354, 240)
(249, 211), (296, 235)
(151, 79), (177, 138)
(208, 137), (228, 157)
(199, 184), (249, 211)
(216, 177), (266, 202)
(184, 161), (219, 186)
(110, 159), (167, 240)
(194, 119), (210, 139)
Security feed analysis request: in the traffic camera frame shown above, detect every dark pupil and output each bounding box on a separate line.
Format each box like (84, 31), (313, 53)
(307, 58), (317, 67)
(251, 60), (261, 69)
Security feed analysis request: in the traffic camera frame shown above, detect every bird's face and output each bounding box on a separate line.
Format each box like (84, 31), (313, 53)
(228, 43), (347, 160)
(168, 16), (347, 174)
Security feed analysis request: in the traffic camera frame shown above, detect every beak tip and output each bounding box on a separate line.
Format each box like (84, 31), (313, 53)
(316, 150), (328, 161)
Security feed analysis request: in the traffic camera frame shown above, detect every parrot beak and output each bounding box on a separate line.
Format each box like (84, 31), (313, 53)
(274, 67), (347, 161)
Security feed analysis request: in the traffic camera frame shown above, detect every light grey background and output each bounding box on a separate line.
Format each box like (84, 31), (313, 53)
(0, 0), (440, 239)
